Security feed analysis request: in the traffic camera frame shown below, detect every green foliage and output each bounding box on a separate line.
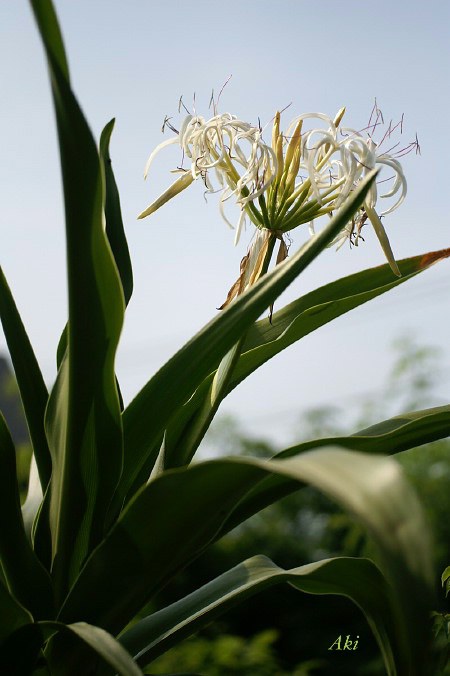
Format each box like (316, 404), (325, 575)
(147, 629), (321, 676)
(0, 270), (51, 489)
(443, 568), (450, 599)
(0, 1), (449, 674)
(195, 341), (450, 672)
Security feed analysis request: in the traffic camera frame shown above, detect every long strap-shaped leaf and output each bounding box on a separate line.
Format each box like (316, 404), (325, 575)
(59, 449), (434, 675)
(54, 119), (132, 414)
(218, 404), (450, 537)
(100, 119), (134, 415)
(116, 171), (377, 506)
(163, 249), (450, 468)
(54, 119), (133, 372)
(99, 119), (134, 307)
(30, 0), (125, 601)
(0, 620), (142, 676)
(0, 413), (53, 619)
(0, 267), (51, 489)
(21, 453), (43, 539)
(29, 0), (69, 78)
(119, 555), (397, 674)
(158, 237), (277, 473)
(0, 576), (32, 646)
(239, 248), (450, 385)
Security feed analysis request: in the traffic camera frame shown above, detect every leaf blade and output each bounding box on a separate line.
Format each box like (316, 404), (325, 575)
(120, 555), (397, 674)
(219, 404), (450, 537)
(0, 266), (51, 489)
(118, 171), (377, 501)
(164, 250), (450, 467)
(0, 576), (33, 646)
(0, 620), (143, 676)
(31, 0), (125, 600)
(0, 413), (53, 619)
(234, 249), (450, 390)
(60, 449), (433, 674)
(99, 119), (134, 306)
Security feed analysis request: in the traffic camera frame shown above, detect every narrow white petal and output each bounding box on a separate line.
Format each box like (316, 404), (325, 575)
(144, 137), (179, 178)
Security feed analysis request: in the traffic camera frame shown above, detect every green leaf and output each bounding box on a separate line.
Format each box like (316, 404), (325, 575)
(0, 413), (53, 619)
(31, 481), (53, 573)
(60, 450), (433, 674)
(154, 338), (244, 479)
(442, 566), (450, 598)
(0, 622), (44, 675)
(28, 0), (69, 80)
(219, 404), (450, 537)
(0, 576), (32, 645)
(47, 622), (143, 676)
(21, 454), (44, 540)
(56, 322), (68, 370)
(234, 248), (450, 391)
(159, 238), (277, 472)
(120, 555), (398, 674)
(31, 0), (125, 600)
(100, 119), (134, 306)
(0, 266), (51, 490)
(54, 122), (131, 398)
(0, 621), (142, 676)
(116, 170), (377, 505)
(164, 250), (450, 467)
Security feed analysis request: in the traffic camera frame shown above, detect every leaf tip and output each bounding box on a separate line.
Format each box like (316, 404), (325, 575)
(419, 247), (450, 269)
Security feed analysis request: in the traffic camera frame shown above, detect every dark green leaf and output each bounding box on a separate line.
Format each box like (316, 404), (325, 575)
(164, 250), (450, 467)
(0, 621), (142, 676)
(29, 0), (69, 80)
(219, 404), (450, 537)
(100, 119), (133, 306)
(0, 622), (44, 675)
(60, 450), (433, 674)
(0, 413), (53, 619)
(0, 266), (51, 489)
(120, 555), (398, 673)
(56, 323), (68, 370)
(116, 171), (377, 505)
(234, 249), (450, 391)
(48, 622), (143, 676)
(31, 0), (125, 601)
(21, 455), (43, 540)
(442, 566), (450, 598)
(0, 577), (32, 645)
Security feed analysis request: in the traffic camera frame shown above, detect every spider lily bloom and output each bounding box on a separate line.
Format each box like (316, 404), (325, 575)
(139, 104), (412, 307)
(138, 112), (277, 243)
(139, 108), (348, 306)
(139, 110), (280, 308)
(266, 108), (411, 276)
(327, 131), (409, 276)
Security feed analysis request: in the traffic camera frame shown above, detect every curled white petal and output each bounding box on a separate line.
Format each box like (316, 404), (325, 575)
(144, 137), (178, 178)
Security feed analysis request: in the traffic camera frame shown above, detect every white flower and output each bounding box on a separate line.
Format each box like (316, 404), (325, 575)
(139, 112), (277, 244)
(139, 101), (415, 295)
(279, 108), (412, 275)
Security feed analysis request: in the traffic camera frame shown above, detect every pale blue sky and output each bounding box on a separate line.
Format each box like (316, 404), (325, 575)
(1, 1), (449, 444)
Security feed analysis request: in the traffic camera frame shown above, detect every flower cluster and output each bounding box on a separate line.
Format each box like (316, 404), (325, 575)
(140, 111), (277, 244)
(139, 102), (416, 300)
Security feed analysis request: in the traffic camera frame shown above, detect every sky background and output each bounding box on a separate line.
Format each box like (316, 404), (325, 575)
(1, 0), (449, 448)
